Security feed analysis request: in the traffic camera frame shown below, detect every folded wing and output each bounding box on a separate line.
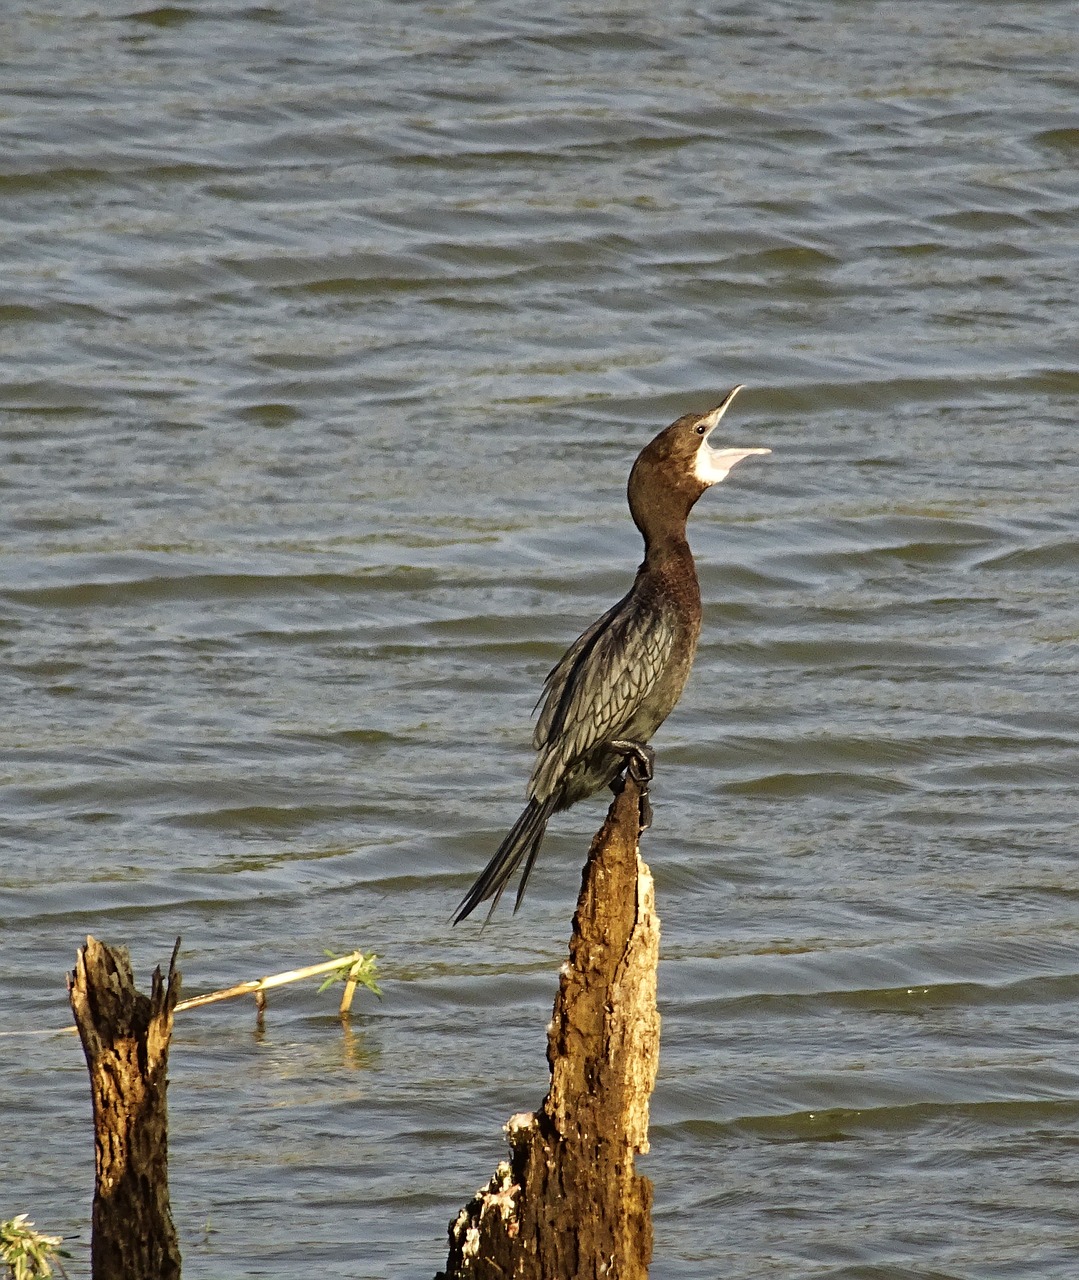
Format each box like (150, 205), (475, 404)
(528, 589), (675, 802)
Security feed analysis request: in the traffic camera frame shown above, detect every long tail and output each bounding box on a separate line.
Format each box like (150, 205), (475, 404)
(453, 795), (556, 924)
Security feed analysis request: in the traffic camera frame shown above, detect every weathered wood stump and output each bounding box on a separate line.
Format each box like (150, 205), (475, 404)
(68, 936), (183, 1280)
(439, 776), (660, 1279)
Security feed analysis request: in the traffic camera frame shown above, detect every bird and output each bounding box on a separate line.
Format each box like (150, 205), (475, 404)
(453, 386), (769, 923)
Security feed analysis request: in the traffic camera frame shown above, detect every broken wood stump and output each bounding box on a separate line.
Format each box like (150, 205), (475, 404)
(68, 936), (183, 1280)
(439, 775), (661, 1280)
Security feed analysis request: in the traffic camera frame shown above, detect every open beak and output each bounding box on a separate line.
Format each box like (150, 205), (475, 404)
(696, 385), (771, 484)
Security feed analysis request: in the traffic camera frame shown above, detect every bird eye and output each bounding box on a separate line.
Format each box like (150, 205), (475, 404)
(695, 423), (707, 435)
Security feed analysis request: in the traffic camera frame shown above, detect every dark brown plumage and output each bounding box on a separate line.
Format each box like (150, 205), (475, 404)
(454, 387), (769, 923)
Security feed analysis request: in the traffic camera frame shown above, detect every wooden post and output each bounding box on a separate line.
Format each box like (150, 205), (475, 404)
(68, 936), (183, 1280)
(439, 776), (660, 1279)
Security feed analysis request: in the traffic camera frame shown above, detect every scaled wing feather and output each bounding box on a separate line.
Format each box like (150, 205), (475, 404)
(533, 598), (623, 748)
(528, 593), (675, 800)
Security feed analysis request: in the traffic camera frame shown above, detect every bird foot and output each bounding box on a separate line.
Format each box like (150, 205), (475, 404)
(610, 739), (654, 784)
(609, 740), (655, 830)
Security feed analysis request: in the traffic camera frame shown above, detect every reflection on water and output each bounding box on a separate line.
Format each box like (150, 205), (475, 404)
(2, 3), (1078, 1277)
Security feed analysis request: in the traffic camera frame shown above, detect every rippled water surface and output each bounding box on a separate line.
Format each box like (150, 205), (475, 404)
(2, 3), (1078, 1276)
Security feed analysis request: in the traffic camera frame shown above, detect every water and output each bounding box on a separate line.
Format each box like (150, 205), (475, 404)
(2, 2), (1078, 1276)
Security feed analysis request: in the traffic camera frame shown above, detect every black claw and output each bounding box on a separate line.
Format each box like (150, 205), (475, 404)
(610, 740), (655, 829)
(638, 790), (653, 830)
(632, 748), (654, 786)
(610, 739), (654, 785)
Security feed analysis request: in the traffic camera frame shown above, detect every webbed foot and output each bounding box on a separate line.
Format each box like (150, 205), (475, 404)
(609, 739), (655, 830)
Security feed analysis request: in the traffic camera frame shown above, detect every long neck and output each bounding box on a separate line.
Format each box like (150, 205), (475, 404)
(636, 519), (701, 626)
(632, 491), (697, 569)
(642, 523), (693, 570)
(627, 454), (704, 590)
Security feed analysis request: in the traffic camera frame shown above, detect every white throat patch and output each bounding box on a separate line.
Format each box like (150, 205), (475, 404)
(695, 443), (771, 485)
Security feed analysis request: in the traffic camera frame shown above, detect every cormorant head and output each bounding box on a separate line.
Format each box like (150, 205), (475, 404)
(690, 386), (771, 485)
(628, 386), (769, 537)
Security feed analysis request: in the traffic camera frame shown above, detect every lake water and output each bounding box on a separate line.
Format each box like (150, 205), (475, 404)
(2, 3), (1078, 1277)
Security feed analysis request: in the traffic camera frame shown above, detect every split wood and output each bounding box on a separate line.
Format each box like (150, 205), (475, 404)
(438, 774), (659, 1280)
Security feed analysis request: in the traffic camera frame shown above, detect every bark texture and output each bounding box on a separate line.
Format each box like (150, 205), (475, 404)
(69, 936), (182, 1280)
(440, 776), (660, 1279)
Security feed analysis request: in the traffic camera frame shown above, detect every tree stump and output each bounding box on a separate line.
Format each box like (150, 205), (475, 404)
(68, 936), (183, 1280)
(439, 776), (660, 1279)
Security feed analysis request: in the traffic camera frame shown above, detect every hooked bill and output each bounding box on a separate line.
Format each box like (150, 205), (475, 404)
(693, 386), (770, 485)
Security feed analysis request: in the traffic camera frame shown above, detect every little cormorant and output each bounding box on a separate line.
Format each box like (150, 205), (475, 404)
(454, 386), (769, 922)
